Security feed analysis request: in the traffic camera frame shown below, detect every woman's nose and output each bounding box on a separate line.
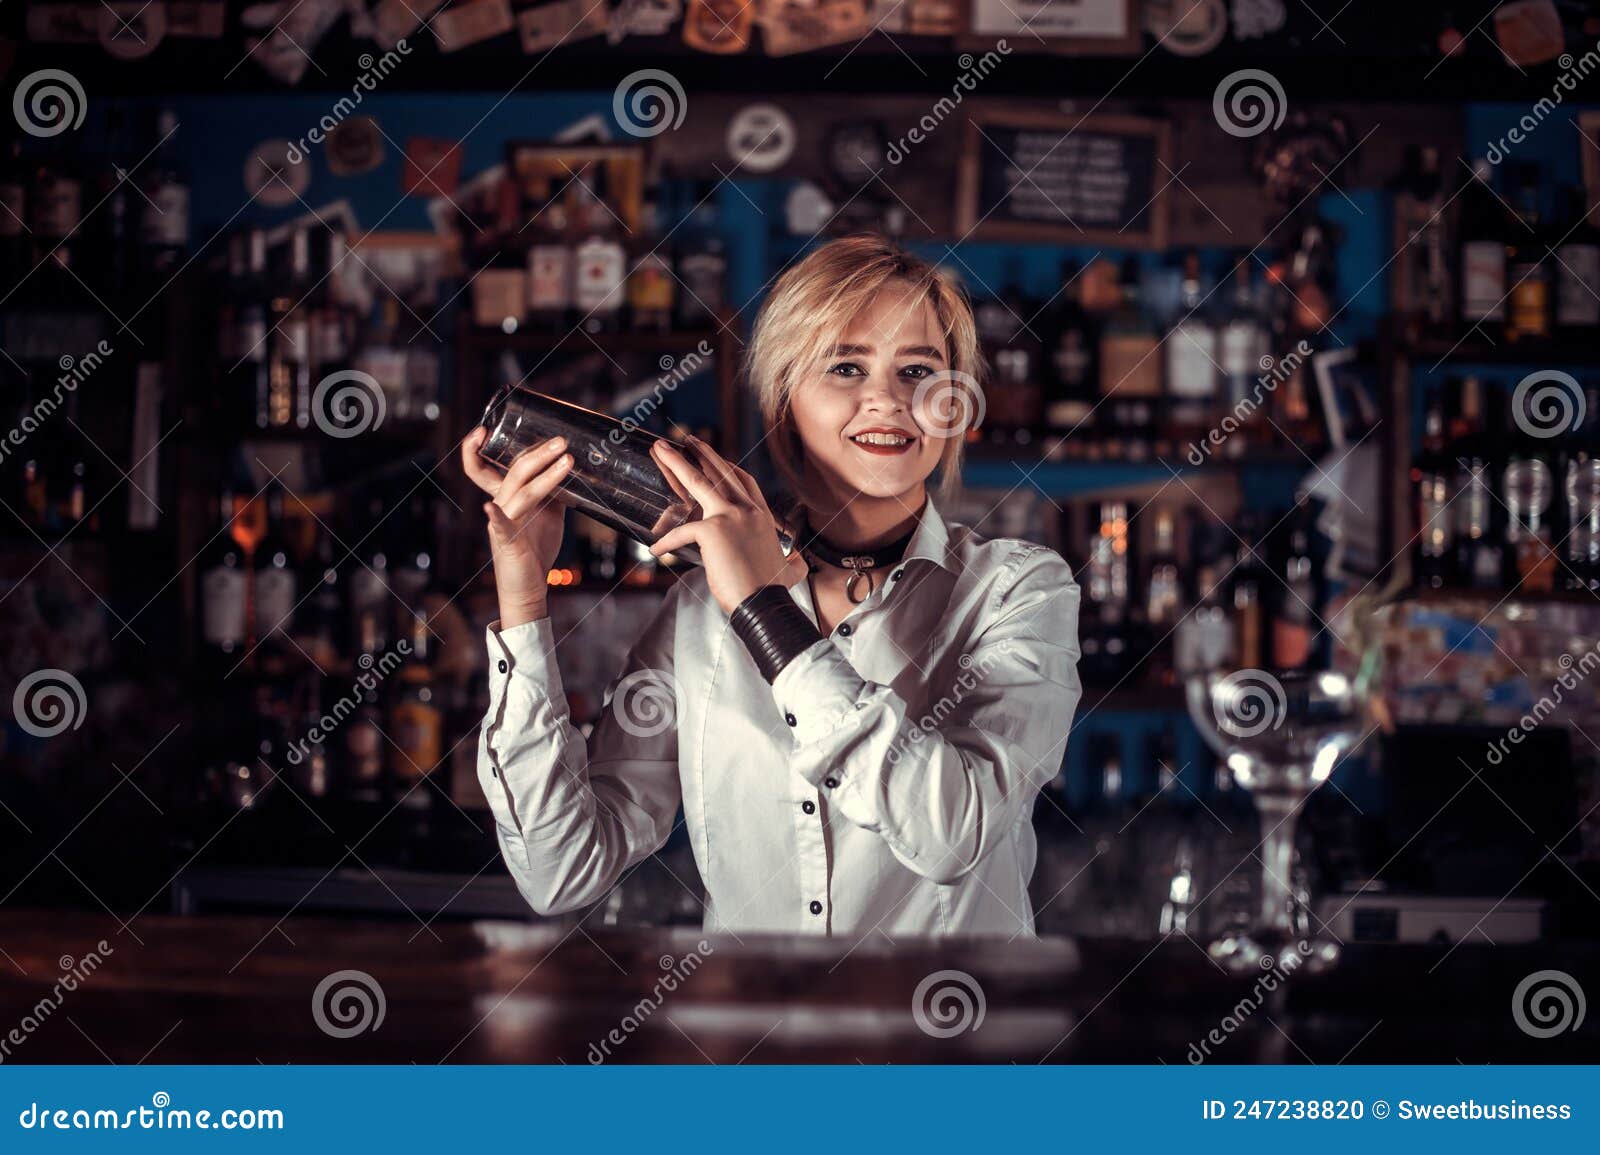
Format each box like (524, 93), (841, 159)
(858, 370), (905, 412)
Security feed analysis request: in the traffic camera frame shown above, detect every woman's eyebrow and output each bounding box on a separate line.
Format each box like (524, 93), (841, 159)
(831, 343), (873, 356)
(896, 344), (945, 360)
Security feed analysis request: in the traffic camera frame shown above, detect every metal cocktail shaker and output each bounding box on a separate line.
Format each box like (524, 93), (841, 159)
(477, 385), (792, 567)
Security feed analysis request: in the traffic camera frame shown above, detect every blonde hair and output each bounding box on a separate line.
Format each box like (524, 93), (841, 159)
(744, 234), (980, 509)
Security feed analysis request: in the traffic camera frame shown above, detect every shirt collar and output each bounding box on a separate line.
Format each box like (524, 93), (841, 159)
(899, 494), (956, 575)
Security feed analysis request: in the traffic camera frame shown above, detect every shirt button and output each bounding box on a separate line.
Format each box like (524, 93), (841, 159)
(785, 712), (797, 727)
(891, 568), (904, 581)
(809, 900), (823, 915)
(497, 659), (508, 674)
(824, 776), (839, 789)
(837, 623), (852, 637)
(801, 800), (815, 815)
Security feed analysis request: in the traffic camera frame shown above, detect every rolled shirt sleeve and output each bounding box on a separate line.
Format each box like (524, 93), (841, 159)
(770, 545), (1083, 884)
(477, 584), (685, 916)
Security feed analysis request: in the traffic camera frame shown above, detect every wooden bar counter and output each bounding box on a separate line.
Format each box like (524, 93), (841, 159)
(0, 911), (1594, 1064)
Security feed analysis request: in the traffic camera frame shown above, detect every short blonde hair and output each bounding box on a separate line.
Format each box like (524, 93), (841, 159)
(745, 234), (980, 508)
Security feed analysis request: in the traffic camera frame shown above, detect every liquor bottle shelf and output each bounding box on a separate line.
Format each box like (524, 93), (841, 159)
(961, 453), (1309, 496)
(1403, 334), (1600, 369)
(457, 326), (726, 356)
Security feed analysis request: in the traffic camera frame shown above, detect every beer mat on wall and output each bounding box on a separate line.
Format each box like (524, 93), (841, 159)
(327, 117), (386, 176)
(682, 0), (757, 53)
(760, 0), (872, 56)
(373, 0), (449, 48)
(403, 138), (464, 197)
(518, 0), (610, 53)
(432, 0), (515, 52)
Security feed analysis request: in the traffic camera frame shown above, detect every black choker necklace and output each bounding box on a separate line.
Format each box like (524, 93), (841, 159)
(797, 517), (917, 604)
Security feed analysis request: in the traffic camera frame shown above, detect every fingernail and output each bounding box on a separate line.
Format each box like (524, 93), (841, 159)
(551, 436), (567, 450)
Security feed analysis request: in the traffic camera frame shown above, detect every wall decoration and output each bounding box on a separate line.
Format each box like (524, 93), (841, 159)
(243, 138), (311, 207)
(726, 103), (798, 174)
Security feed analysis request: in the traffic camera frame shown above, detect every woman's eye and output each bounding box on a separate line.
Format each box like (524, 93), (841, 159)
(899, 363), (935, 380)
(827, 362), (864, 378)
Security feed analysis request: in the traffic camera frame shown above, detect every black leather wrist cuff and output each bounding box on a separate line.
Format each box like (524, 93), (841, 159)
(730, 585), (823, 684)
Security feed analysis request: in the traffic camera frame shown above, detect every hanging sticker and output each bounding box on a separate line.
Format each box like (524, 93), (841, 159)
(372, 0), (448, 47)
(432, 0), (514, 52)
(1147, 0), (1227, 56)
(607, 0), (682, 42)
(26, 3), (100, 42)
(683, 0), (756, 53)
(759, 0), (872, 57)
(327, 116), (385, 175)
(1229, 0), (1284, 40)
(167, 0), (226, 36)
(99, 1), (167, 58)
(517, 0), (609, 52)
(403, 138), (463, 197)
(726, 103), (797, 174)
(244, 139), (311, 207)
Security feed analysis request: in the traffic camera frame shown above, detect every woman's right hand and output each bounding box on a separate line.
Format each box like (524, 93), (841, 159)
(461, 427), (573, 628)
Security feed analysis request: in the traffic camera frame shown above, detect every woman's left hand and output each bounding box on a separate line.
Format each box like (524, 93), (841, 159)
(650, 435), (808, 615)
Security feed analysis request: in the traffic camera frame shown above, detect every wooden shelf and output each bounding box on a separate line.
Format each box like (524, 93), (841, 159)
(1402, 333), (1600, 369)
(457, 326), (725, 356)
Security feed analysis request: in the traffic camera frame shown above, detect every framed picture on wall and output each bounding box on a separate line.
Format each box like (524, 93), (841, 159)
(504, 142), (645, 231)
(1580, 111), (1600, 222)
(956, 0), (1140, 55)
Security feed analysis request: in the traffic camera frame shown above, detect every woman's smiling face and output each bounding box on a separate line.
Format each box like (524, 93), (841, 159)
(789, 282), (953, 504)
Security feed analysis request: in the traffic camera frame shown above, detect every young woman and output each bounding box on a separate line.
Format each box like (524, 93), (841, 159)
(461, 235), (1082, 937)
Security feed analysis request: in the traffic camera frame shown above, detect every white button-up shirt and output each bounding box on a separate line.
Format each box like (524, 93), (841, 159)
(477, 497), (1083, 938)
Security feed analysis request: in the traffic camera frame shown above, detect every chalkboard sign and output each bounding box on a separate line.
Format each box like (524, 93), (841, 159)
(958, 111), (1171, 247)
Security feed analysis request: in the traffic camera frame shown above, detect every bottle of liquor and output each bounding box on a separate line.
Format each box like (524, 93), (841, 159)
(1217, 257), (1266, 454)
(1556, 187), (1600, 334)
(1504, 162), (1552, 343)
(139, 107), (189, 278)
(526, 187), (573, 330)
(301, 531), (345, 670)
(1412, 385), (1455, 589)
(310, 225), (352, 378)
(627, 192), (675, 332)
(254, 482), (297, 649)
(1044, 260), (1100, 439)
(267, 229), (313, 428)
(1458, 158), (1507, 334)
(1565, 385), (1600, 591)
(389, 646), (443, 809)
(1164, 251), (1219, 433)
(1501, 393), (1556, 591)
(675, 182), (727, 329)
(345, 683), (386, 804)
(1144, 507), (1183, 687)
(30, 146), (82, 271)
(1274, 511), (1317, 671)
(348, 497), (392, 657)
(1101, 259), (1161, 457)
(1453, 376), (1503, 589)
(572, 169), (626, 334)
(1229, 516), (1267, 670)
(92, 106), (134, 296)
(200, 486), (249, 661)
(1393, 145), (1451, 327)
